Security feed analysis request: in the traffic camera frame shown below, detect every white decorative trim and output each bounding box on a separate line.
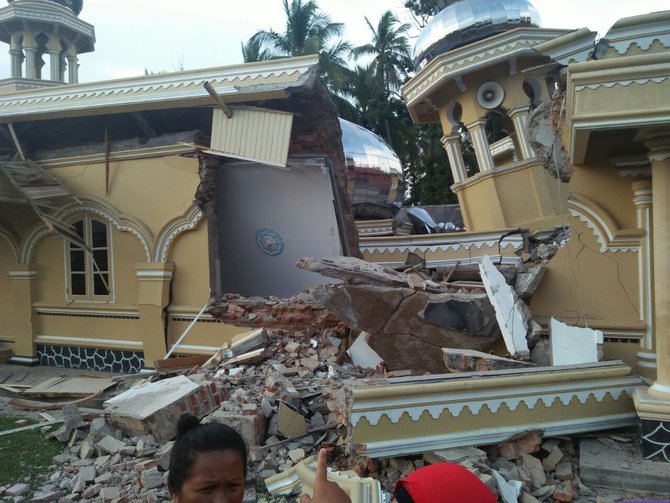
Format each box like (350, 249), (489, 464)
(152, 205), (204, 262)
(0, 56), (318, 120)
(368, 255), (522, 270)
(637, 351), (657, 369)
(357, 414), (637, 458)
(8, 270), (38, 279)
(35, 335), (143, 349)
(650, 383), (670, 396)
(568, 198), (641, 253)
(34, 306), (139, 318)
(352, 377), (637, 427)
(171, 344), (224, 353)
(575, 76), (670, 91)
(8, 356), (40, 365)
(36, 143), (199, 169)
(403, 29), (568, 107)
(20, 199), (152, 264)
(360, 232), (524, 255)
(0, 0), (95, 43)
(135, 269), (174, 281)
(0, 226), (19, 262)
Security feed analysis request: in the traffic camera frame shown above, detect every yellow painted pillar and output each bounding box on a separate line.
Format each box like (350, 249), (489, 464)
(632, 179), (656, 379)
(509, 107), (535, 160)
(441, 133), (468, 183)
(634, 132), (670, 461)
(8, 265), (39, 365)
(465, 119), (494, 173)
(135, 262), (175, 369)
(648, 139), (670, 397)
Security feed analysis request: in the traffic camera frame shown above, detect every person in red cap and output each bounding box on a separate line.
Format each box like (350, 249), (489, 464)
(392, 463), (498, 503)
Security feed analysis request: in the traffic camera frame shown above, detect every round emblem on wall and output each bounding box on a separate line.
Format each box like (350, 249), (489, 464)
(256, 228), (284, 256)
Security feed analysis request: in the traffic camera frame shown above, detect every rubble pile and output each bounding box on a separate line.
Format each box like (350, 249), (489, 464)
(0, 326), (639, 502)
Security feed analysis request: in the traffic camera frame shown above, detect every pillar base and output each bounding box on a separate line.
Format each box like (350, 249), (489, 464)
(8, 355), (40, 366)
(634, 387), (670, 462)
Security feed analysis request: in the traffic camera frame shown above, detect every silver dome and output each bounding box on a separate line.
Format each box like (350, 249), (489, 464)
(414, 0), (542, 68)
(339, 118), (404, 219)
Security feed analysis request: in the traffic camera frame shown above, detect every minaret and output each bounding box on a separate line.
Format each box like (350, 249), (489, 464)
(0, 0), (94, 92)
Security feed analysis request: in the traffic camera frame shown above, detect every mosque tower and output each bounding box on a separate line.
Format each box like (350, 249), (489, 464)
(403, 0), (567, 232)
(0, 0), (94, 92)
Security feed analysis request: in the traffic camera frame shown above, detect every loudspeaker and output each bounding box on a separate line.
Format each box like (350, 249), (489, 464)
(476, 81), (505, 110)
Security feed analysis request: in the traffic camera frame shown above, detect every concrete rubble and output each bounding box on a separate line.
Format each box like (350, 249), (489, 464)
(1, 246), (663, 501)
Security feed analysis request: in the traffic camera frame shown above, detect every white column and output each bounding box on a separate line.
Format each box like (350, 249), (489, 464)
(49, 51), (61, 81)
(466, 119), (494, 173)
(441, 133), (468, 183)
(633, 179), (655, 373)
(23, 47), (37, 79)
(509, 107), (535, 160)
(67, 54), (78, 84)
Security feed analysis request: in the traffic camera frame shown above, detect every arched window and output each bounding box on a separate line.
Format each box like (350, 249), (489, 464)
(67, 216), (112, 300)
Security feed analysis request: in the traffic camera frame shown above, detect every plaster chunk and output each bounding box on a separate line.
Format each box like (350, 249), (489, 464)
(550, 318), (603, 366)
(479, 256), (530, 356)
(347, 332), (383, 370)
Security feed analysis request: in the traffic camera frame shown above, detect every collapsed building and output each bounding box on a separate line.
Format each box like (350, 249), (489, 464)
(0, 0), (670, 500)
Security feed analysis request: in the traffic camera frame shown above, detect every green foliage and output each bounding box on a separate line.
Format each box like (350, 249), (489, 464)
(403, 0), (445, 26)
(243, 1), (458, 206)
(0, 416), (65, 490)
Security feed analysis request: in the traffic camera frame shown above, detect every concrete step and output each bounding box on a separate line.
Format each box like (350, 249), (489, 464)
(580, 437), (670, 496)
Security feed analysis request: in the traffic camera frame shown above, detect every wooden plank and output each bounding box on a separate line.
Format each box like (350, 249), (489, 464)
(39, 412), (57, 422)
(154, 355), (210, 370)
(0, 419), (63, 436)
(9, 390), (105, 410)
(0, 384), (23, 394)
(22, 377), (115, 398)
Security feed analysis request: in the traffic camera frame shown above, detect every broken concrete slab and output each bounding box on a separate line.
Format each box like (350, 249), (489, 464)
(277, 401), (307, 438)
(297, 256), (409, 289)
(443, 348), (534, 373)
(347, 332), (383, 370)
(514, 265), (546, 300)
(550, 318), (603, 366)
(479, 255), (531, 357)
(230, 328), (270, 356)
(103, 375), (222, 442)
(312, 283), (500, 373)
(205, 406), (267, 448)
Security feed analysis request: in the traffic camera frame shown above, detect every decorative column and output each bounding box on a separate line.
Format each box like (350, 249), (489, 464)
(466, 119), (494, 173)
(632, 179), (656, 378)
(46, 37), (63, 82)
(135, 262), (174, 369)
(66, 50), (79, 84)
(509, 107), (535, 160)
(9, 35), (22, 78)
(22, 33), (38, 80)
(634, 132), (670, 462)
(441, 133), (468, 183)
(7, 266), (39, 366)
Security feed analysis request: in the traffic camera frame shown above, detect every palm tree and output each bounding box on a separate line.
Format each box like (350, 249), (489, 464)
(244, 0), (352, 94)
(351, 11), (413, 92)
(241, 38), (273, 63)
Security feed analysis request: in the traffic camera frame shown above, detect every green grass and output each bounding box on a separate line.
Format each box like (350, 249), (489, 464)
(0, 415), (66, 489)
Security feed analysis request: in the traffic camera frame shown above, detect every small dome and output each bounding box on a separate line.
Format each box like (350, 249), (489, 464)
(339, 118), (404, 219)
(414, 0), (541, 69)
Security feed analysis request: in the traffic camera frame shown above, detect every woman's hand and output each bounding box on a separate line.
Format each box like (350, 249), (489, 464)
(299, 449), (352, 503)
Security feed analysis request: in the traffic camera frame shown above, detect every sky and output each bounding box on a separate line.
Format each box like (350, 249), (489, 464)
(3, 0), (670, 82)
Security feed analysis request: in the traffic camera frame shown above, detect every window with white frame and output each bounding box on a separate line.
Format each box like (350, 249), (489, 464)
(67, 216), (112, 300)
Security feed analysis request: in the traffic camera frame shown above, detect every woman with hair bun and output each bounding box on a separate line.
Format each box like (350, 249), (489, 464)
(168, 413), (248, 503)
(168, 413), (352, 502)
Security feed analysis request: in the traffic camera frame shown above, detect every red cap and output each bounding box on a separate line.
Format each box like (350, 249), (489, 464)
(393, 463), (497, 503)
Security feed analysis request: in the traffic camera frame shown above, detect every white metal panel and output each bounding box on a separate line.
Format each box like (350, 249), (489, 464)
(210, 106), (294, 167)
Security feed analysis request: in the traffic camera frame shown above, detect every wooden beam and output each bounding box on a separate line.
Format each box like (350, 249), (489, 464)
(204, 81), (233, 118)
(7, 123), (25, 160)
(0, 419), (64, 436)
(132, 112), (158, 139)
